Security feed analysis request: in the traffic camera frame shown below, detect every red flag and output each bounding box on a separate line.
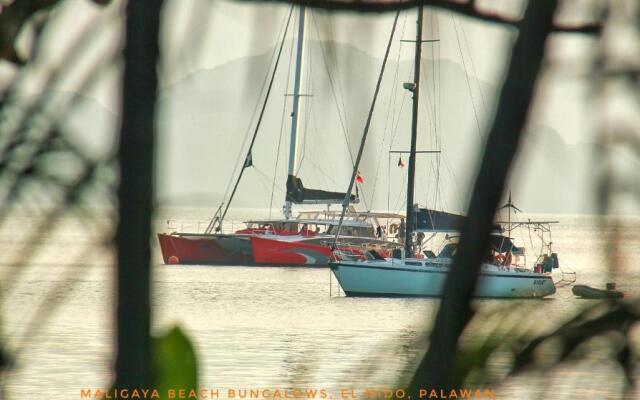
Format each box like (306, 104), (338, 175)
(356, 171), (364, 183)
(398, 156), (405, 167)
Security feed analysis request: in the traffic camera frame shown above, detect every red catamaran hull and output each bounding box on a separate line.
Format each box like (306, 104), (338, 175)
(157, 233), (253, 265)
(250, 236), (335, 266)
(248, 235), (389, 267)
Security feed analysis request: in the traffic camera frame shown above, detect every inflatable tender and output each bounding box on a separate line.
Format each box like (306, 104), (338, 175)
(572, 284), (624, 299)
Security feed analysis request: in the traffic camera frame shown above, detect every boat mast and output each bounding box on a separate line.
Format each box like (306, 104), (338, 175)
(508, 191), (511, 237)
(405, 6), (423, 255)
(283, 6), (307, 220)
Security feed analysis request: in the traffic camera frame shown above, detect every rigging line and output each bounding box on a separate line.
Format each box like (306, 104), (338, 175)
(213, 6), (295, 231)
(387, 151), (391, 214)
(388, 67), (413, 147)
(369, 14), (407, 208)
(380, 14), (408, 210)
(309, 15), (370, 212)
(430, 11), (440, 138)
(296, 39), (315, 175)
(514, 210), (529, 259)
(419, 51), (437, 139)
(304, 155), (341, 187)
(269, 23), (297, 219)
(332, 11), (400, 248)
(434, 153), (442, 209)
(418, 73), (437, 138)
(254, 166), (287, 194)
(220, 47), (278, 201)
(321, 19), (356, 165)
(308, 92), (331, 189)
(311, 14), (356, 166)
(218, 9), (293, 206)
(387, 14), (408, 138)
(268, 120), (286, 218)
(451, 15), (483, 141)
(359, 182), (370, 211)
(387, 70), (411, 211)
(295, 93), (312, 174)
(434, 58), (443, 208)
(381, 14), (406, 141)
(429, 12), (443, 211)
(459, 20), (489, 116)
(303, 14), (353, 198)
(442, 157), (463, 211)
(417, 76), (442, 209)
(437, 16), (442, 138)
(393, 173), (408, 214)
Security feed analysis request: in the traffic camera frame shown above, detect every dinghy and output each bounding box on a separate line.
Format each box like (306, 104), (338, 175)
(572, 284), (624, 299)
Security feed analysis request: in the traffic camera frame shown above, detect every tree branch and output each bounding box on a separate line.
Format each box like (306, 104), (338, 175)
(407, 0), (560, 393)
(241, 0), (600, 35)
(114, 0), (163, 390)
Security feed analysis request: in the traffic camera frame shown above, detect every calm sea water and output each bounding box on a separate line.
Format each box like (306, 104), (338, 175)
(1, 208), (639, 399)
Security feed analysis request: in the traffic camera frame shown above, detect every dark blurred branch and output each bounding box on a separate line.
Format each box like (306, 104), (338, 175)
(244, 0), (600, 35)
(512, 301), (639, 373)
(114, 0), (163, 389)
(408, 0), (559, 392)
(553, 23), (601, 34)
(0, 0), (111, 64)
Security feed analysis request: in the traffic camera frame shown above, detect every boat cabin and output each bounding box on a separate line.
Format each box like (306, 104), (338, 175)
(239, 211), (405, 240)
(239, 218), (377, 238)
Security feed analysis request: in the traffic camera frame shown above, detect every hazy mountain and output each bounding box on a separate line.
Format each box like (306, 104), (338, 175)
(155, 39), (498, 212)
(510, 125), (600, 214)
(54, 39), (618, 215)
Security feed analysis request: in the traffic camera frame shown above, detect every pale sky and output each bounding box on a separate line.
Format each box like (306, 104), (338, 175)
(0, 0), (597, 146)
(0, 0), (609, 214)
(154, 0), (598, 145)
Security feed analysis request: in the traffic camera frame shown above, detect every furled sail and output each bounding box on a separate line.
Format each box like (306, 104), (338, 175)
(286, 175), (358, 205)
(415, 208), (502, 233)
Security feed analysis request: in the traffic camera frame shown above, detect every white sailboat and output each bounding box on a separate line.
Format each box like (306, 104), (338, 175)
(331, 258), (556, 298)
(329, 8), (557, 298)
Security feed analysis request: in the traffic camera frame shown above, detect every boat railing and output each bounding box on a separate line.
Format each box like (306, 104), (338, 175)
(555, 271), (577, 288)
(164, 219), (244, 234)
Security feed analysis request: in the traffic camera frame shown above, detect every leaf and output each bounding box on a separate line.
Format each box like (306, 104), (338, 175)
(153, 326), (198, 400)
(0, 0), (111, 64)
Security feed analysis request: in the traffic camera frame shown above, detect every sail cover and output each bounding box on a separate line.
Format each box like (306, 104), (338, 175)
(415, 208), (465, 232)
(489, 235), (521, 254)
(415, 208), (503, 233)
(286, 175), (358, 205)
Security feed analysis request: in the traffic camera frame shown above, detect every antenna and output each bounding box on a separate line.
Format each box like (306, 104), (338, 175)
(499, 190), (523, 236)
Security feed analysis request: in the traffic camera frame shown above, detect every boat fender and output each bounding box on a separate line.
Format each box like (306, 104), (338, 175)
(389, 223), (399, 234)
(542, 255), (554, 273)
(168, 255), (180, 264)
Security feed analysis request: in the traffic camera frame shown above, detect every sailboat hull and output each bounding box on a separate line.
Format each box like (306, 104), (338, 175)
(157, 233), (253, 265)
(250, 235), (334, 266)
(250, 235), (397, 267)
(331, 260), (556, 298)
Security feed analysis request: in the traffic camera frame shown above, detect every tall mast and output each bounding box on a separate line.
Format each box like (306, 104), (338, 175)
(405, 6), (423, 255)
(283, 6), (307, 219)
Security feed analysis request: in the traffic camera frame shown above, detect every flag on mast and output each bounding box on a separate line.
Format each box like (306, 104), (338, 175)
(356, 171), (364, 183)
(398, 156), (405, 168)
(243, 152), (253, 168)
